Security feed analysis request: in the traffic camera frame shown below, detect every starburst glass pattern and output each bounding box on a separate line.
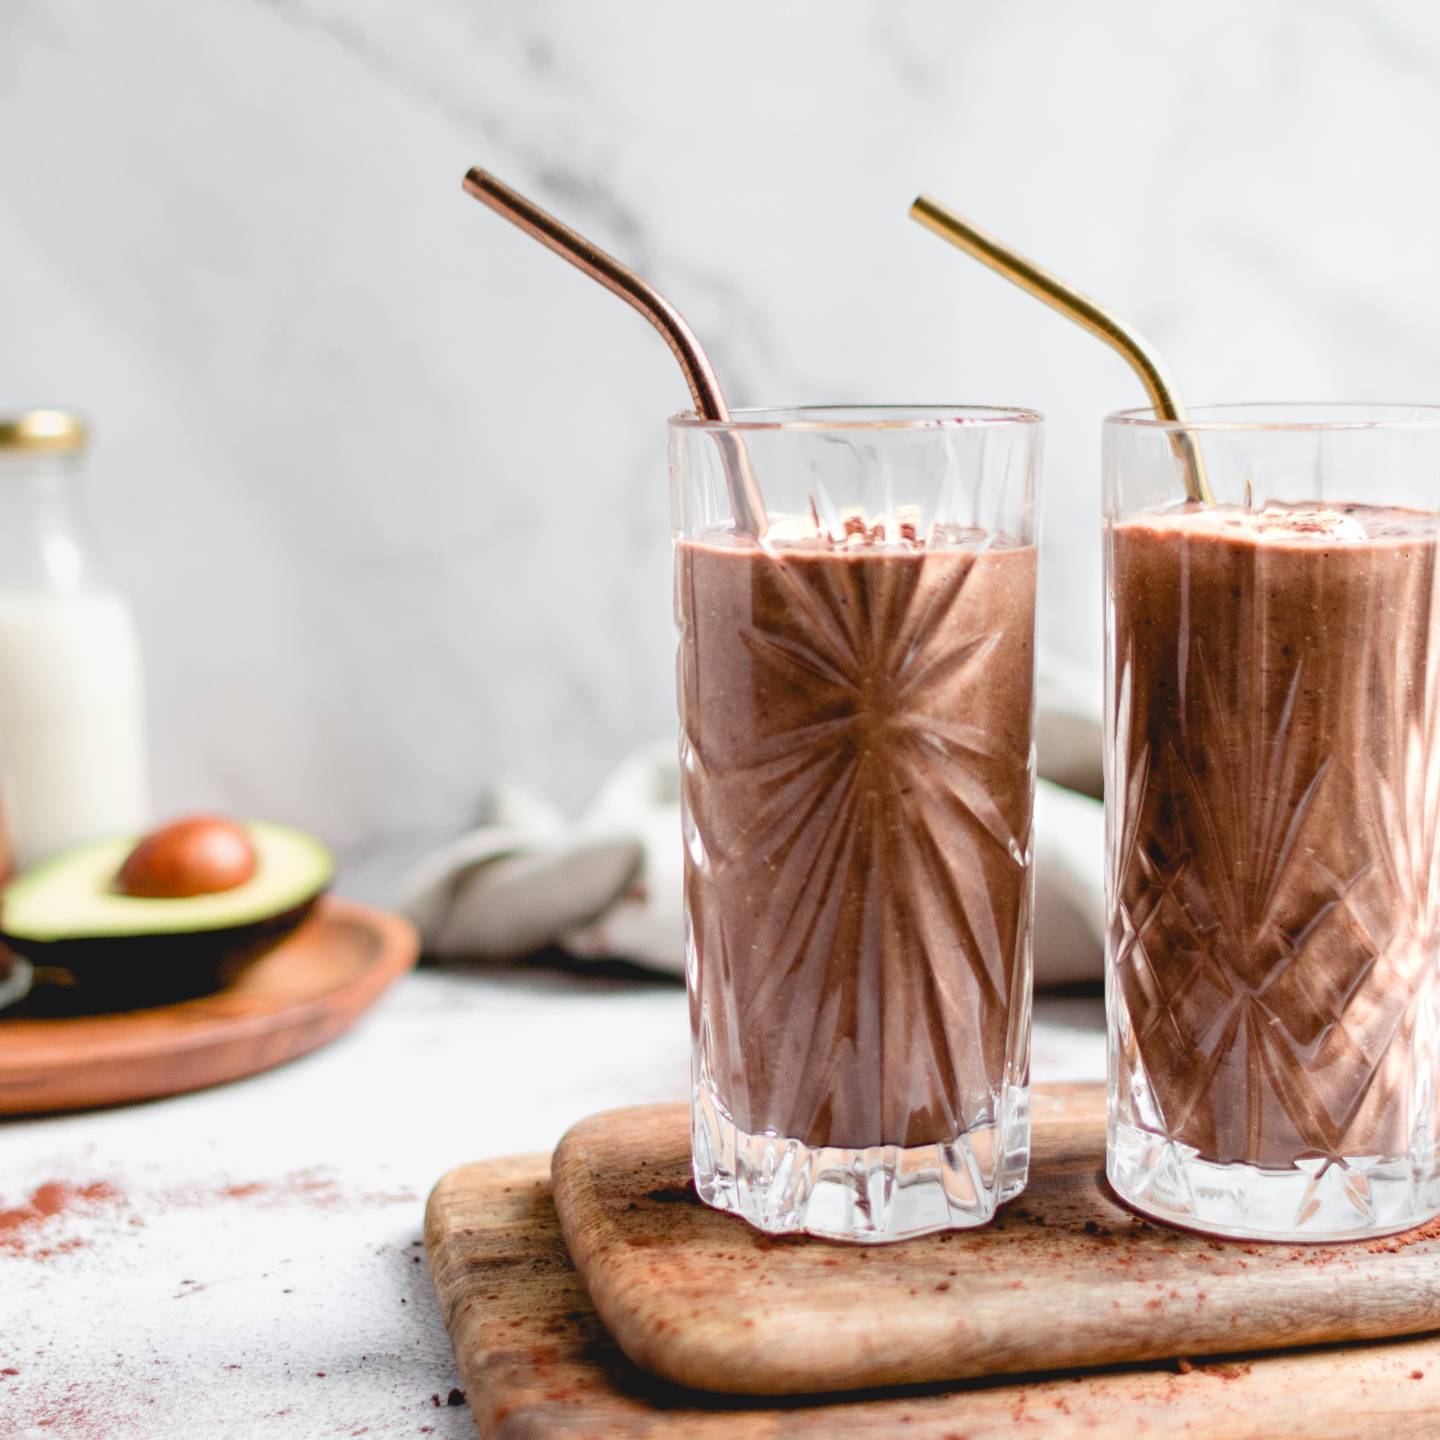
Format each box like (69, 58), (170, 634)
(677, 535), (1036, 1164)
(1107, 505), (1440, 1236)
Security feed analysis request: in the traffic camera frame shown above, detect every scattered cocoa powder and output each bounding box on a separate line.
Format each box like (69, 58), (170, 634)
(2, 1168), (414, 1267)
(1365, 1215), (1440, 1255)
(209, 1169), (415, 1210)
(0, 1181), (123, 1258)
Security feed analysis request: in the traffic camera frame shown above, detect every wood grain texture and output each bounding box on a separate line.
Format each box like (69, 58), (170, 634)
(551, 1086), (1440, 1395)
(425, 1141), (1440, 1438)
(0, 897), (417, 1113)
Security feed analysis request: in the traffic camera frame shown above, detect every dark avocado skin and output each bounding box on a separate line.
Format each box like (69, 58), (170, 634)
(0, 892), (324, 1014)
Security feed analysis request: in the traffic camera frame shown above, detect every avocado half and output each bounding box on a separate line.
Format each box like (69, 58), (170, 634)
(0, 821), (333, 1008)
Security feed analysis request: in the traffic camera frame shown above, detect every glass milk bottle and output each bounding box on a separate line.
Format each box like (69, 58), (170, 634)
(0, 411), (149, 866)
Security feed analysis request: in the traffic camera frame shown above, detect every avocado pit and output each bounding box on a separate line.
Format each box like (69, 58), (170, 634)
(116, 815), (259, 899)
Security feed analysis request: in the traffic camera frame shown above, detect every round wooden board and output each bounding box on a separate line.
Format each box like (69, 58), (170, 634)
(0, 896), (419, 1114)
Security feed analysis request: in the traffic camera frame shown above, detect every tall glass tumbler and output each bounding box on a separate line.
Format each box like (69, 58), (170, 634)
(670, 406), (1042, 1242)
(1105, 404), (1440, 1241)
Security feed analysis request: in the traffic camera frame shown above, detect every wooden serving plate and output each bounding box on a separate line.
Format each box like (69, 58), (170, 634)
(426, 1141), (1440, 1439)
(0, 896), (417, 1113)
(551, 1087), (1440, 1395)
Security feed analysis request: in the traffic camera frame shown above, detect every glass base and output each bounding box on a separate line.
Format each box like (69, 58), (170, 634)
(691, 1081), (1028, 1244)
(1108, 1118), (1440, 1242)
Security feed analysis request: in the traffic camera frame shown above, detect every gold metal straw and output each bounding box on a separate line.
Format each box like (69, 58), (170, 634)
(909, 195), (1214, 506)
(463, 167), (768, 536)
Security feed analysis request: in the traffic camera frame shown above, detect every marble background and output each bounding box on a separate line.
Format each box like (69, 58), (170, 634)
(4, 0), (1439, 870)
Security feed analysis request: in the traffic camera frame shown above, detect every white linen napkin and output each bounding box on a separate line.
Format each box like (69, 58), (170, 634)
(402, 693), (1106, 987)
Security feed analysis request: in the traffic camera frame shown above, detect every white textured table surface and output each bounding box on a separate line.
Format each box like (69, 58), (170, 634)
(1, 961), (1105, 1440)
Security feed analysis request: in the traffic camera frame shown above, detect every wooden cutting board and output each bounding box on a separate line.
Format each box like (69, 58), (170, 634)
(550, 1085), (1440, 1395)
(0, 897), (417, 1113)
(425, 1142), (1440, 1439)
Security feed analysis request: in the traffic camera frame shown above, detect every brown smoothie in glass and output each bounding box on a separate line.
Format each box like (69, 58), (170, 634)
(1110, 502), (1440, 1169)
(677, 522), (1036, 1151)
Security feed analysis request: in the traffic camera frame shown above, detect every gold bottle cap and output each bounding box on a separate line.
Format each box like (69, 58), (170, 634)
(0, 410), (87, 454)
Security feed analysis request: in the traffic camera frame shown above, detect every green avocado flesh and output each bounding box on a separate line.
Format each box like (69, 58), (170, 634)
(1, 821), (333, 942)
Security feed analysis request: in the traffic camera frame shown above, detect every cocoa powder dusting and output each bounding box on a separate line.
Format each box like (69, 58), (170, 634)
(1, 1169), (415, 1266)
(1364, 1213), (1440, 1254)
(0, 1181), (123, 1259)
(212, 1169), (414, 1210)
(1204, 1362), (1253, 1381)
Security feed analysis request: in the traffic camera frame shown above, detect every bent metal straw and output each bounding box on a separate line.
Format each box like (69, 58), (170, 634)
(909, 196), (1214, 506)
(462, 167), (768, 536)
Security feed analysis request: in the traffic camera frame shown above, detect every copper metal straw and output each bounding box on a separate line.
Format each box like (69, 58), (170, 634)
(909, 195), (1215, 506)
(463, 167), (768, 536)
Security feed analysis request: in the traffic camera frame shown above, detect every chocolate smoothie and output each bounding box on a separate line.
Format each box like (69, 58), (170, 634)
(1110, 502), (1440, 1169)
(677, 522), (1035, 1152)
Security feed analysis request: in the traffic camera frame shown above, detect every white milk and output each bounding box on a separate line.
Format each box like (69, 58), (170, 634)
(0, 588), (149, 866)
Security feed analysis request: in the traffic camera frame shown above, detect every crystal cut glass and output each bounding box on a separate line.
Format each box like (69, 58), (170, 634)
(1104, 404), (1440, 1241)
(671, 406), (1042, 1242)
